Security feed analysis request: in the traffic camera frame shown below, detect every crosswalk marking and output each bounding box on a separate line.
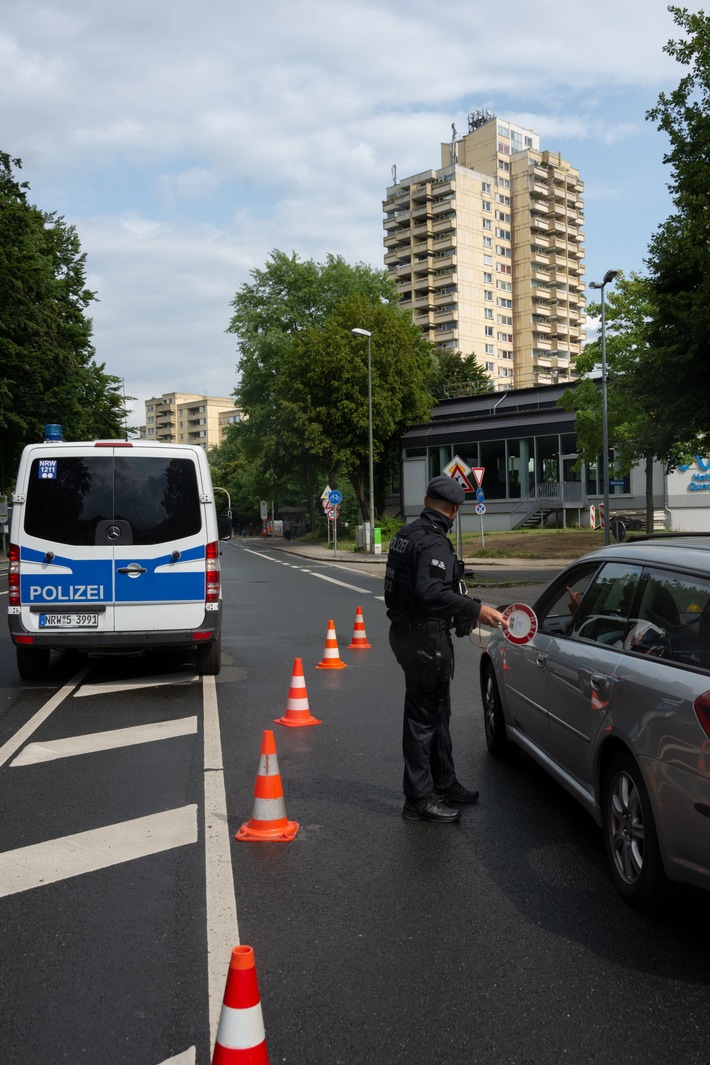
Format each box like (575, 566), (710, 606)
(0, 664), (91, 769)
(0, 805), (198, 898)
(11, 717), (198, 766)
(75, 673), (199, 697)
(158, 1049), (195, 1064)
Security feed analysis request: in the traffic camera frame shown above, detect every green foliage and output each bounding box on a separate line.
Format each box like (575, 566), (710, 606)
(227, 251), (435, 526)
(430, 349), (493, 399)
(643, 7), (710, 453)
(0, 152), (126, 486)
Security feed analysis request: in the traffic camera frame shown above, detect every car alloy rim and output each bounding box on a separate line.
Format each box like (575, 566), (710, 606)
(608, 770), (645, 885)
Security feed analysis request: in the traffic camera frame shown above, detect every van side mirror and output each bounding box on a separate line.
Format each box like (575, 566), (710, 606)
(218, 515), (232, 540)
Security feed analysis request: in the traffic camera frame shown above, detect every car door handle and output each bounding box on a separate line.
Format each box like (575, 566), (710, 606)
(535, 654), (548, 669)
(591, 673), (608, 691)
(116, 564), (147, 575)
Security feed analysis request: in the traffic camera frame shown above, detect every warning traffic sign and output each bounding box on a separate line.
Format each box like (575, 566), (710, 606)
(443, 455), (474, 492)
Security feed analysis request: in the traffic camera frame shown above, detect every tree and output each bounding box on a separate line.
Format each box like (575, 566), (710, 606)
(561, 272), (664, 530)
(644, 6), (710, 453)
(227, 251), (435, 527)
(430, 350), (493, 399)
(0, 153), (126, 488)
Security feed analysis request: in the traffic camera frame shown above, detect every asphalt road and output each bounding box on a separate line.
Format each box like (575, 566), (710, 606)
(1, 543), (709, 1064)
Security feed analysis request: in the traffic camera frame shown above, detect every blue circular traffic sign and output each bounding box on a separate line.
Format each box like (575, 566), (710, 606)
(328, 490), (343, 505)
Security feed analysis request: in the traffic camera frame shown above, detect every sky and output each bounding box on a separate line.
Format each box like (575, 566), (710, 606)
(1, 0), (701, 426)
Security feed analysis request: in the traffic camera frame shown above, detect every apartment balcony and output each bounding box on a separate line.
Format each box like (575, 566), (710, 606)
(433, 253), (457, 270)
(532, 319), (552, 333)
(414, 311), (435, 327)
(434, 324), (458, 342)
(412, 220), (433, 239)
(433, 216), (456, 234)
(412, 259), (432, 279)
(384, 232), (409, 250)
(434, 288), (457, 305)
(432, 271), (455, 289)
(412, 242), (432, 263)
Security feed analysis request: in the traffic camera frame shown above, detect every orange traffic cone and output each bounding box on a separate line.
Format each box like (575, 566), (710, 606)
(236, 730), (299, 842)
(348, 605), (371, 650)
(212, 945), (269, 1064)
(275, 658), (321, 727)
(316, 619), (347, 669)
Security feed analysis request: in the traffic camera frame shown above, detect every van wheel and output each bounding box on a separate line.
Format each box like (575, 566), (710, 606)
(196, 637), (221, 676)
(17, 646), (51, 680)
(603, 752), (667, 910)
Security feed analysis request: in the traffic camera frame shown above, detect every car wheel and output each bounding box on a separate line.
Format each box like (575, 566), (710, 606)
(482, 662), (513, 756)
(602, 751), (667, 910)
(16, 646), (51, 681)
(196, 636), (221, 676)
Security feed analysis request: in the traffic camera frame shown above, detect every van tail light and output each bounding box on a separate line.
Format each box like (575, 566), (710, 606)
(694, 691), (710, 741)
(205, 540), (221, 603)
(8, 543), (20, 607)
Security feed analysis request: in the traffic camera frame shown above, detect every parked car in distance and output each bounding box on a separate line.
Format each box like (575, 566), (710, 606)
(480, 536), (710, 910)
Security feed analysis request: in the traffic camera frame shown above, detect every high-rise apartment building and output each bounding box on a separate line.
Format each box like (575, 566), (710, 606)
(141, 392), (242, 449)
(383, 110), (585, 390)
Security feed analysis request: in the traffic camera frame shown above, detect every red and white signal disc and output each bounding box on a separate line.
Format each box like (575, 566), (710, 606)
(501, 603), (538, 645)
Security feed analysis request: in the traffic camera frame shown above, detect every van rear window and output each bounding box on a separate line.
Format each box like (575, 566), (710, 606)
(24, 456), (202, 545)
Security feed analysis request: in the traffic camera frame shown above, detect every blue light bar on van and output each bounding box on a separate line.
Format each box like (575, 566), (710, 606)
(43, 424), (64, 443)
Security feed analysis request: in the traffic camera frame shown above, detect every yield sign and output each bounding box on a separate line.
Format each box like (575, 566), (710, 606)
(471, 467), (485, 488)
(443, 455), (474, 493)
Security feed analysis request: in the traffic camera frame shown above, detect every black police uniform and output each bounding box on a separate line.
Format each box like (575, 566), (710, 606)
(385, 478), (481, 805)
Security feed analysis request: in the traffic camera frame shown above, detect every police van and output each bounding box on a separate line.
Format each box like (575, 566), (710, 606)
(7, 427), (224, 679)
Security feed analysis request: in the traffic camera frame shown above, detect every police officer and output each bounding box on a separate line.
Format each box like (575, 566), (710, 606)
(385, 475), (508, 822)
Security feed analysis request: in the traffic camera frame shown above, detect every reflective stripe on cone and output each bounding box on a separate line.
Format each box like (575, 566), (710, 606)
(348, 606), (371, 649)
(236, 730), (299, 842)
(275, 658), (321, 727)
(212, 945), (269, 1064)
(316, 619), (346, 669)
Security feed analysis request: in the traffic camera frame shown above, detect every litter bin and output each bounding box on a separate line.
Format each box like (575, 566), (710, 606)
(373, 527), (382, 555)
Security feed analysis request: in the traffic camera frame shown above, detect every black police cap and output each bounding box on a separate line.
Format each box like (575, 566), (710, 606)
(426, 475), (465, 505)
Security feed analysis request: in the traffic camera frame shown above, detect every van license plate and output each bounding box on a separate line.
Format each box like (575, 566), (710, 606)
(39, 614), (99, 628)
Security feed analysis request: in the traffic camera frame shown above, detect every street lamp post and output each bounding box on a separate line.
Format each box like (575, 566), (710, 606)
(589, 269), (619, 546)
(351, 327), (375, 554)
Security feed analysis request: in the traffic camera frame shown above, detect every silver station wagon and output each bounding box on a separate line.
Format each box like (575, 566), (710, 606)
(480, 536), (710, 909)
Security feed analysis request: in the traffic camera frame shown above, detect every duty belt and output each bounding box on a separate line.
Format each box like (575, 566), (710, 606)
(389, 615), (451, 632)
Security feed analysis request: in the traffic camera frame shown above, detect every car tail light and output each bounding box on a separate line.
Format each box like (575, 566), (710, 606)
(694, 691), (710, 741)
(8, 543), (20, 607)
(205, 540), (220, 603)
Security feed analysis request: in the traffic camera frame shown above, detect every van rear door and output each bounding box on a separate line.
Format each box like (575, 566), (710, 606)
(108, 445), (207, 632)
(19, 444), (208, 635)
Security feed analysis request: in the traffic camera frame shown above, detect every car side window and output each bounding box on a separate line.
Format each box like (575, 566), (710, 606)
(569, 563), (643, 646)
(538, 563), (600, 637)
(624, 568), (710, 669)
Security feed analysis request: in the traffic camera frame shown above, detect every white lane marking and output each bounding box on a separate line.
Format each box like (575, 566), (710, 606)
(157, 1049), (195, 1065)
(242, 549), (372, 592)
(11, 717), (198, 766)
(203, 674), (239, 1048)
(0, 663), (91, 769)
(75, 673), (199, 697)
(374, 595), (386, 602)
(308, 572), (370, 593)
(0, 805), (198, 898)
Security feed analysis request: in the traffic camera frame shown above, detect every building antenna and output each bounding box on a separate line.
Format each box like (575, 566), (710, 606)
(391, 163), (397, 185)
(450, 124), (458, 166)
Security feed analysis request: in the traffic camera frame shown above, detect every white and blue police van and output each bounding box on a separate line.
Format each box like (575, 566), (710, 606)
(7, 426), (223, 679)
